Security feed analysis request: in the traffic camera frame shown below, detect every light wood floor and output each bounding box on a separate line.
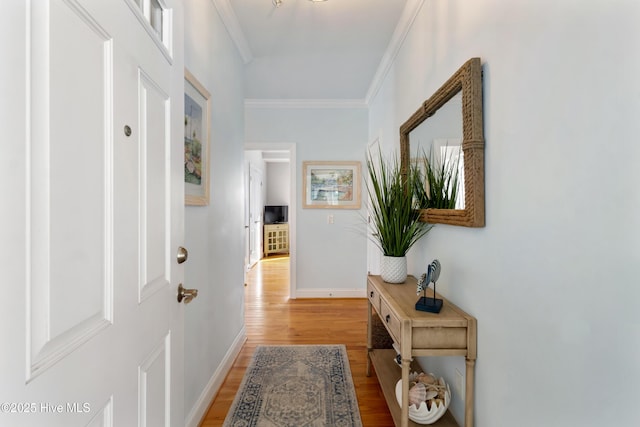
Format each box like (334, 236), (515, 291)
(198, 255), (394, 426)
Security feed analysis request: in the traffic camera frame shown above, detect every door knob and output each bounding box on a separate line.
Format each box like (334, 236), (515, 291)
(177, 283), (198, 304)
(176, 246), (188, 264)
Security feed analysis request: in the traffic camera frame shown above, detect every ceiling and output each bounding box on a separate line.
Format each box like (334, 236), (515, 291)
(215, 0), (412, 101)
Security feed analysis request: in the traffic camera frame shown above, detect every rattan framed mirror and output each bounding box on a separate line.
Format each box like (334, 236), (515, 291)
(400, 57), (485, 227)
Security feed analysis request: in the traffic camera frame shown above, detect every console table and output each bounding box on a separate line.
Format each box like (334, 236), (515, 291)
(366, 275), (477, 427)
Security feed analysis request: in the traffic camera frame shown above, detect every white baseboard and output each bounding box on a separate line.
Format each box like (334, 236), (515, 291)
(184, 327), (247, 427)
(293, 288), (367, 299)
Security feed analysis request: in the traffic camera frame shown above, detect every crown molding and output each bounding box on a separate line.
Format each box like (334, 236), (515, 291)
(213, 0), (425, 106)
(211, 0), (253, 64)
(365, 0), (426, 105)
(245, 98), (368, 109)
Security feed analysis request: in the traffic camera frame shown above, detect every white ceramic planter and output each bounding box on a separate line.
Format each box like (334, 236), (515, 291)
(380, 255), (407, 283)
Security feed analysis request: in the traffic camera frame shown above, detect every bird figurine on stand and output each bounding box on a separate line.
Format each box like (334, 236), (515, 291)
(415, 259), (443, 313)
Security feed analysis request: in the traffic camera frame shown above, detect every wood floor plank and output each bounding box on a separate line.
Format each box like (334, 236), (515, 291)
(198, 255), (394, 426)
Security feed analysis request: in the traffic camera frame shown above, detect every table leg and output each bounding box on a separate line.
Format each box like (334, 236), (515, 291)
(465, 358), (475, 427)
(366, 301), (372, 377)
(401, 358), (410, 427)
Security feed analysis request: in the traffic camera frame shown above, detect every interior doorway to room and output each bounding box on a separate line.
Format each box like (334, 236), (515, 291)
(244, 143), (296, 298)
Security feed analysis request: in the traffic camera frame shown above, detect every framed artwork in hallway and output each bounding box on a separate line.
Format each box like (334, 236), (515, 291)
(184, 68), (211, 206)
(302, 161), (361, 209)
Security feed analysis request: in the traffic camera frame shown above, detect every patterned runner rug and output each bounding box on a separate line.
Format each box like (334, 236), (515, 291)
(223, 345), (363, 427)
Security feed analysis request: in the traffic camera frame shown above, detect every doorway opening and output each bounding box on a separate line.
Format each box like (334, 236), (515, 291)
(244, 142), (296, 298)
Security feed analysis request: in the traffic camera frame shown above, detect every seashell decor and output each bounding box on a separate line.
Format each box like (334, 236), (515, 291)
(395, 372), (451, 424)
(408, 382), (427, 406)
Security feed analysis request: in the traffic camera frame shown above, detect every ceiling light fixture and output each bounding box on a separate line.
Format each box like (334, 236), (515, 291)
(273, 0), (327, 7)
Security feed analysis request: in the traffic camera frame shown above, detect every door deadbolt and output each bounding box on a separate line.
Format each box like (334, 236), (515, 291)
(176, 246), (188, 264)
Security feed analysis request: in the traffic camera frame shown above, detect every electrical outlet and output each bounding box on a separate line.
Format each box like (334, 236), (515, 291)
(454, 369), (465, 400)
(327, 214), (334, 224)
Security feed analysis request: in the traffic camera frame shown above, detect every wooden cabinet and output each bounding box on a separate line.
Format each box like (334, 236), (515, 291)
(366, 275), (477, 427)
(264, 223), (289, 256)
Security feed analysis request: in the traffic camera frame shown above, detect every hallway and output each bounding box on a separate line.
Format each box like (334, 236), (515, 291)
(199, 255), (394, 426)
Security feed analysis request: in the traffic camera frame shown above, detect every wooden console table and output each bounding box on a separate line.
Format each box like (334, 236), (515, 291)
(366, 275), (477, 427)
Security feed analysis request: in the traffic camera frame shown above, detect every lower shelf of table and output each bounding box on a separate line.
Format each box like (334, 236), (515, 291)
(369, 349), (460, 427)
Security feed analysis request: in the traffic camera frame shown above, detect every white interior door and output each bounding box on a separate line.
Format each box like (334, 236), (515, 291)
(244, 163), (250, 280)
(249, 164), (263, 266)
(0, 1), (185, 426)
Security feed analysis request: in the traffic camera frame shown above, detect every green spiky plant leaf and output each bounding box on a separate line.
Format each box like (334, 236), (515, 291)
(365, 147), (433, 257)
(413, 145), (461, 209)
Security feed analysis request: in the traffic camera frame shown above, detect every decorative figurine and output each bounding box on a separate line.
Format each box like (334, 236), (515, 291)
(415, 259), (443, 313)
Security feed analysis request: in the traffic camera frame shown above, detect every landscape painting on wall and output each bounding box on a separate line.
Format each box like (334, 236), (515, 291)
(184, 68), (211, 206)
(184, 94), (202, 186)
(302, 161), (361, 209)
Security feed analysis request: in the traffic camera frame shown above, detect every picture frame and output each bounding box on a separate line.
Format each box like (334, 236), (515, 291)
(302, 161), (361, 209)
(184, 68), (211, 206)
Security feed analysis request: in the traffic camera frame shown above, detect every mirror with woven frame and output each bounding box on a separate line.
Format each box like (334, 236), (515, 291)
(400, 57), (485, 227)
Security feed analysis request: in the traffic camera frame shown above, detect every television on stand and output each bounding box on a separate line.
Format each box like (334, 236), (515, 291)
(264, 205), (288, 224)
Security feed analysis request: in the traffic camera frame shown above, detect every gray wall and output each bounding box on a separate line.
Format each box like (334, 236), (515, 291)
(266, 162), (290, 206)
(369, 0), (640, 425)
(245, 106), (369, 297)
(183, 0), (246, 424)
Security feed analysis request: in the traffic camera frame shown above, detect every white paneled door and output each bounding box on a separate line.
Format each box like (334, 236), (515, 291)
(1, 1), (185, 426)
(249, 164), (263, 267)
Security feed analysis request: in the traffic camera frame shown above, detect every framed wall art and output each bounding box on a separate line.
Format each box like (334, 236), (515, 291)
(302, 161), (361, 209)
(184, 68), (211, 206)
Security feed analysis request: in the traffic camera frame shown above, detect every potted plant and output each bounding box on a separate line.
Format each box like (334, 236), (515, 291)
(365, 148), (433, 283)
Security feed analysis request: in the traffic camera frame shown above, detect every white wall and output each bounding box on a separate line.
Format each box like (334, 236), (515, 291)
(266, 162), (290, 206)
(369, 0), (640, 425)
(183, 0), (246, 424)
(245, 106), (369, 297)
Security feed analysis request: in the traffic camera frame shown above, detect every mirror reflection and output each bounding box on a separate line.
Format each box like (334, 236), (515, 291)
(409, 92), (464, 210)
